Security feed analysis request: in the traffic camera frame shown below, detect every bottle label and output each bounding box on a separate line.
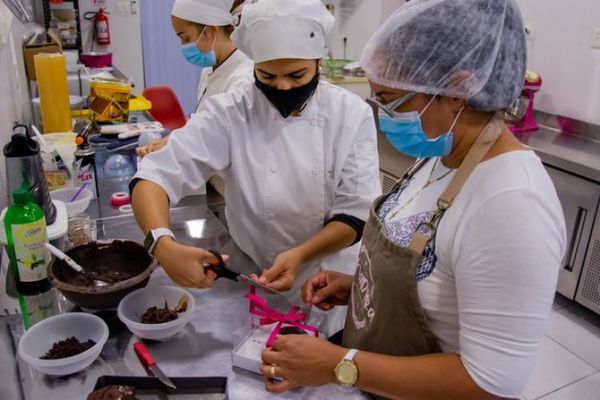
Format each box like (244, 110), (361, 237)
(10, 219), (49, 283)
(75, 159), (97, 198)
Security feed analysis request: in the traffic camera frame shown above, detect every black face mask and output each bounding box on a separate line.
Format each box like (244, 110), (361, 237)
(254, 73), (319, 118)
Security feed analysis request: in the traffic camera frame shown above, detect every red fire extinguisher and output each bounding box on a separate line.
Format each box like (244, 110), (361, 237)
(95, 8), (110, 45)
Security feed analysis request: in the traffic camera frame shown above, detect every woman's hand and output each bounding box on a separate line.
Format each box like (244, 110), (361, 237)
(302, 271), (354, 309)
(154, 238), (220, 288)
(260, 335), (346, 393)
(253, 248), (305, 291)
(136, 137), (169, 158)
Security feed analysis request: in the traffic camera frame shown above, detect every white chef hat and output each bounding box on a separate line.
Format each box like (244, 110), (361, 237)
(231, 0), (335, 63)
(172, 0), (237, 27)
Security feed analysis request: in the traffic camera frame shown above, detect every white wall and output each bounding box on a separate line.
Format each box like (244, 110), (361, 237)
(0, 9), (36, 211)
(514, 0), (600, 125)
(78, 0), (145, 90)
(326, 0), (405, 60)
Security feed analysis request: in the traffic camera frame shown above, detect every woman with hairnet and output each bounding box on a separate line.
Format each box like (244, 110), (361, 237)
(260, 0), (566, 398)
(137, 0), (253, 158)
(131, 0), (381, 334)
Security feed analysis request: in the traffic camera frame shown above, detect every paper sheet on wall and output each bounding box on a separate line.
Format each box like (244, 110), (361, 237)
(0, 2), (13, 51)
(339, 0), (364, 28)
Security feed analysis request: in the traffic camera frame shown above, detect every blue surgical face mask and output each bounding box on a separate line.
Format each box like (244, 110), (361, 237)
(377, 96), (464, 158)
(181, 28), (216, 68)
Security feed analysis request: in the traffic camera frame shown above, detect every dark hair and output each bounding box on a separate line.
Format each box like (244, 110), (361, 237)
(188, 0), (244, 36)
(224, 0), (245, 35)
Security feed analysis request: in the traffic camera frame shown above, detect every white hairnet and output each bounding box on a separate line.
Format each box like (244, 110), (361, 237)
(231, 0), (334, 63)
(172, 0), (236, 26)
(361, 0), (527, 111)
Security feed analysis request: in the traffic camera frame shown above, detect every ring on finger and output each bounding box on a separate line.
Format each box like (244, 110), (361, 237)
(270, 363), (278, 378)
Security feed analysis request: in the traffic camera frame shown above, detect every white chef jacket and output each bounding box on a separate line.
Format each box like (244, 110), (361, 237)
(135, 80), (381, 334)
(195, 49), (254, 112)
(194, 49), (254, 195)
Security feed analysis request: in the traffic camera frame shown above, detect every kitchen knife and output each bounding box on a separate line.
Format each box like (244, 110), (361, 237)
(133, 341), (177, 389)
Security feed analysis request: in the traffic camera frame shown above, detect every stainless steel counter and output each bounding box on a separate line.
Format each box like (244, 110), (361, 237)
(377, 113), (600, 185)
(1, 176), (368, 400)
(517, 126), (600, 183)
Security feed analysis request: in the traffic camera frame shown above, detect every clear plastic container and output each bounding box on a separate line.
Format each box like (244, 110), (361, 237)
(117, 285), (195, 341)
(104, 153), (135, 179)
(18, 312), (108, 376)
(67, 213), (97, 248)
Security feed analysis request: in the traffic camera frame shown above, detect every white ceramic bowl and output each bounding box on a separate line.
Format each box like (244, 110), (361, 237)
(50, 187), (93, 216)
(118, 285), (195, 341)
(18, 313), (108, 376)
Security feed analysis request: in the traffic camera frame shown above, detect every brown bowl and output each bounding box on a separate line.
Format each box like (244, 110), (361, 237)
(48, 239), (155, 309)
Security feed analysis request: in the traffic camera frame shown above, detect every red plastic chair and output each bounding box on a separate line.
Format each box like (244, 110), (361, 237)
(142, 86), (188, 132)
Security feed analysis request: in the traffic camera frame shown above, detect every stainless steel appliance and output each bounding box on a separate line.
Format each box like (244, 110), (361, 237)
(547, 166), (600, 314)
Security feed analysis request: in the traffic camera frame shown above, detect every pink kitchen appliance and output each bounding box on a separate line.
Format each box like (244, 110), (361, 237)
(509, 70), (542, 133)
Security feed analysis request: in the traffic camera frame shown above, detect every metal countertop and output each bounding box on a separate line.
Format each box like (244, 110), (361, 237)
(1, 175), (367, 400)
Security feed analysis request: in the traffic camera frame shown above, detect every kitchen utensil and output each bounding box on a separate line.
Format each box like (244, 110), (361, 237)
(509, 70), (542, 133)
(48, 239), (154, 309)
(45, 242), (108, 287)
(69, 182), (89, 202)
(205, 250), (282, 295)
(174, 294), (188, 313)
(30, 124), (46, 146)
(18, 312), (108, 376)
(92, 375), (227, 398)
(4, 124), (57, 224)
(50, 186), (93, 216)
(133, 341), (177, 389)
(79, 52), (112, 68)
(117, 285), (195, 341)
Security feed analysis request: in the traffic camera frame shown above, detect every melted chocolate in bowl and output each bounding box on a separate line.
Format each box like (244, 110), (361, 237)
(57, 241), (150, 290)
(49, 240), (153, 309)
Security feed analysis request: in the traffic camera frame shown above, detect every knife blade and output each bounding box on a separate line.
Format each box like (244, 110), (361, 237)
(133, 341), (177, 389)
(236, 270), (283, 296)
(205, 250), (282, 295)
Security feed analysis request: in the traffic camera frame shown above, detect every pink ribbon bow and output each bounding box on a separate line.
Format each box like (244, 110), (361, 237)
(245, 287), (319, 347)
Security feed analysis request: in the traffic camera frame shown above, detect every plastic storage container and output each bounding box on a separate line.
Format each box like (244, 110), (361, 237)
(18, 312), (108, 375)
(118, 285), (195, 341)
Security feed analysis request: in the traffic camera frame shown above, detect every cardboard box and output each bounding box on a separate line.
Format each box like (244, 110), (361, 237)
(23, 40), (62, 81)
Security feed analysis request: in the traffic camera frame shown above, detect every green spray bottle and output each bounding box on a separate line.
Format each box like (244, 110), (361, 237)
(3, 188), (56, 329)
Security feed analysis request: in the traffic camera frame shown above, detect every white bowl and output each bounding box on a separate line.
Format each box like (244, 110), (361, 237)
(118, 285), (195, 341)
(18, 313), (108, 376)
(50, 187), (93, 216)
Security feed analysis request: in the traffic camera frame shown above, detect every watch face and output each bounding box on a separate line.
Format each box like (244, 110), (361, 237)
(143, 231), (154, 250)
(337, 362), (357, 385)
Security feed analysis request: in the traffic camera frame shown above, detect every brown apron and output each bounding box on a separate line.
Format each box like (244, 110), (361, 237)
(342, 114), (505, 398)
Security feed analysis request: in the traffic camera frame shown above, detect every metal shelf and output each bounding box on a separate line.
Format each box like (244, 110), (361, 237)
(42, 0), (82, 55)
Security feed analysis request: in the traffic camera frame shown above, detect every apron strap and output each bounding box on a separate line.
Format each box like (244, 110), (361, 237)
(409, 112), (505, 254)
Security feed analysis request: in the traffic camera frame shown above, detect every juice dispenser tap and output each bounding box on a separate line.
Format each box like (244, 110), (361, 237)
(3, 124), (57, 225)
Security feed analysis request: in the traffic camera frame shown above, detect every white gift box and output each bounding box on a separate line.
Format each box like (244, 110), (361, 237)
(232, 322), (319, 375)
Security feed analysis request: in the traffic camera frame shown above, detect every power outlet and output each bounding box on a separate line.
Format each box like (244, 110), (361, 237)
(593, 27), (600, 49)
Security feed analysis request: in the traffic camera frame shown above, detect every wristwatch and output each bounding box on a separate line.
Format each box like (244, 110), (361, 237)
(335, 349), (359, 386)
(144, 228), (175, 254)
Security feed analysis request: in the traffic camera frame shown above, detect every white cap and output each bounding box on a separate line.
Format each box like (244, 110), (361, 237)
(231, 0), (335, 63)
(172, 0), (236, 26)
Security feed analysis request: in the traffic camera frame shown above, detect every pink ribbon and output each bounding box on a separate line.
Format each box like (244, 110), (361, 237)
(245, 287), (319, 347)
